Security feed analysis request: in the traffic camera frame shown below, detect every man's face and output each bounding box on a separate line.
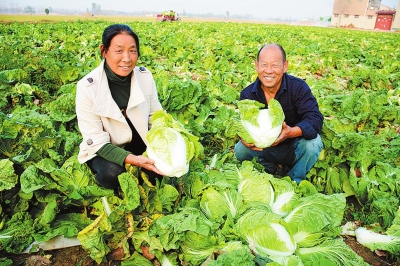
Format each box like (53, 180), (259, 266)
(101, 33), (138, 77)
(255, 45), (288, 92)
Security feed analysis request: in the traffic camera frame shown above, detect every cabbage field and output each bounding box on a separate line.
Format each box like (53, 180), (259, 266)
(0, 20), (399, 265)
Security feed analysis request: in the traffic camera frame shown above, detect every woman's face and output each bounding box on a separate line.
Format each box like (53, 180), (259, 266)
(101, 33), (138, 77)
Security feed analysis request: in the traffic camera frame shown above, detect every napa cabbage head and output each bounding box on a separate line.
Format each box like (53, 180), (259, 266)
(237, 99), (285, 148)
(200, 187), (245, 221)
(283, 193), (346, 248)
(146, 110), (203, 178)
(270, 179), (300, 217)
(180, 231), (223, 265)
(146, 127), (189, 177)
(236, 206), (297, 257)
(236, 208), (296, 257)
(243, 222), (296, 257)
(238, 174), (274, 206)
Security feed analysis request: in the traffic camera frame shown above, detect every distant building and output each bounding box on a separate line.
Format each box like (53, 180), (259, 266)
(330, 0), (398, 30)
(393, 0), (400, 29)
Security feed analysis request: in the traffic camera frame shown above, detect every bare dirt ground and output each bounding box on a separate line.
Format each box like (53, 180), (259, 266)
(6, 246), (116, 266)
(5, 236), (400, 266)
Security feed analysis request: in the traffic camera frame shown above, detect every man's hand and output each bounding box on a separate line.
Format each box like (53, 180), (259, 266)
(125, 154), (165, 175)
(271, 122), (302, 146)
(240, 138), (263, 151)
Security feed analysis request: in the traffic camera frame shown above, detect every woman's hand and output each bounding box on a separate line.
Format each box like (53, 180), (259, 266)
(125, 154), (165, 175)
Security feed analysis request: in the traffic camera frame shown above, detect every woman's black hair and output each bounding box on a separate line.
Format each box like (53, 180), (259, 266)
(101, 24), (140, 57)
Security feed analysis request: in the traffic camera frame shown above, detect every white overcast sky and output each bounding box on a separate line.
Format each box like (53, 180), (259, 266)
(1, 0), (399, 19)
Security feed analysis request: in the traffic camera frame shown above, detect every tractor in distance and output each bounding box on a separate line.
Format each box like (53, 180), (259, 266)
(157, 10), (181, 22)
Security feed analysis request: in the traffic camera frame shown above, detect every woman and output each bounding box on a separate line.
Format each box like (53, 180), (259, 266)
(76, 24), (164, 189)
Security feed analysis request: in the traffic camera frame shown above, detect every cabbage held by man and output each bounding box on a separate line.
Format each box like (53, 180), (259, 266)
(236, 99), (285, 148)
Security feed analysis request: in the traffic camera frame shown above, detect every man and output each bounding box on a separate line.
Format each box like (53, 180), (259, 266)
(234, 44), (324, 183)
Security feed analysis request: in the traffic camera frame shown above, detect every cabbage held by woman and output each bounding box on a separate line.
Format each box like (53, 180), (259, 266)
(146, 110), (203, 178)
(236, 99), (285, 148)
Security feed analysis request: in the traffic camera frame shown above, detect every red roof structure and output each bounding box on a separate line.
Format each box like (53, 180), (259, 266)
(376, 10), (396, 15)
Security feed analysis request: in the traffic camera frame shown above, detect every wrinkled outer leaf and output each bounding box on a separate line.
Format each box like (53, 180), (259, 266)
(37, 198), (59, 228)
(158, 184), (179, 212)
(33, 213), (92, 243)
(0, 211), (35, 253)
(122, 251), (153, 266)
(148, 207), (213, 251)
(78, 212), (112, 264)
(0, 159), (18, 191)
(117, 172), (140, 212)
(20, 165), (53, 194)
(208, 248), (255, 266)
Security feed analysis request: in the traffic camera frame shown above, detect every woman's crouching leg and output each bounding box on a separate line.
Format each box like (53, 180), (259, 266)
(86, 156), (125, 189)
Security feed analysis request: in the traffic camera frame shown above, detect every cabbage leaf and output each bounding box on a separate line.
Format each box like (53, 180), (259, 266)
(296, 238), (367, 266)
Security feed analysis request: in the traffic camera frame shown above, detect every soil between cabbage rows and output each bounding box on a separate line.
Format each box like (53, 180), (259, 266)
(5, 236), (400, 266)
(5, 196), (400, 266)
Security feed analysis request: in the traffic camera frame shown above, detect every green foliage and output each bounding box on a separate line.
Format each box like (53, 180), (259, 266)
(208, 247), (255, 266)
(42, 83), (77, 122)
(0, 20), (399, 264)
(0, 211), (35, 253)
(0, 159), (18, 191)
